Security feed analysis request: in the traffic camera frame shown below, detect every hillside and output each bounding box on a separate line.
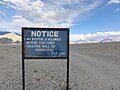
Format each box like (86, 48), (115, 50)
(0, 33), (21, 43)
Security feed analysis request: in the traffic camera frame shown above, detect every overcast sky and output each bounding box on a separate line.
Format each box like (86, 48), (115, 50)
(0, 0), (120, 40)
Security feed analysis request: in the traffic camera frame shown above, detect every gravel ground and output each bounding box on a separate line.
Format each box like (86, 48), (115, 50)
(0, 42), (120, 90)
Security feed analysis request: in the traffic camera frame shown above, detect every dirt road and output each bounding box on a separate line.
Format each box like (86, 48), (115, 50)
(70, 43), (120, 90)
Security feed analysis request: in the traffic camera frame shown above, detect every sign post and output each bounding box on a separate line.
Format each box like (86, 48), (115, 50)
(22, 28), (69, 90)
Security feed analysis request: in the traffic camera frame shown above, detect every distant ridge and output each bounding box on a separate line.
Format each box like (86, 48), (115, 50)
(71, 35), (120, 44)
(0, 31), (11, 35)
(0, 31), (20, 35)
(0, 31), (120, 44)
(0, 32), (21, 43)
(100, 38), (113, 43)
(15, 33), (21, 36)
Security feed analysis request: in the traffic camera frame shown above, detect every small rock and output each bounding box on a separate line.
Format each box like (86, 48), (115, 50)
(33, 69), (38, 73)
(36, 78), (40, 81)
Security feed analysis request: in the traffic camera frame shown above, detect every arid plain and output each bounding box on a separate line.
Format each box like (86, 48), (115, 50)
(0, 42), (120, 90)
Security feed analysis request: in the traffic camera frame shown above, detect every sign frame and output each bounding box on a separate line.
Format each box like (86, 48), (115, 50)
(22, 27), (69, 90)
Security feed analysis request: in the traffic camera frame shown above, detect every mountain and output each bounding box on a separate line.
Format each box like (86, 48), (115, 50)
(0, 38), (13, 44)
(100, 38), (113, 43)
(0, 31), (11, 35)
(76, 39), (86, 43)
(15, 33), (21, 36)
(100, 37), (120, 43)
(72, 36), (120, 44)
(0, 31), (120, 44)
(0, 33), (21, 43)
(86, 39), (98, 43)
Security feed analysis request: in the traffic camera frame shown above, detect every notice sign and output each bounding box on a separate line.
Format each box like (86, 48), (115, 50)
(22, 28), (69, 59)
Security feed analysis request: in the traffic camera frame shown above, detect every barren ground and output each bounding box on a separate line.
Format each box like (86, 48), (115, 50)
(0, 42), (120, 90)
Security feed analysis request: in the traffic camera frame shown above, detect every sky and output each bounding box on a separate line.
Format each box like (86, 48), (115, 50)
(0, 0), (120, 41)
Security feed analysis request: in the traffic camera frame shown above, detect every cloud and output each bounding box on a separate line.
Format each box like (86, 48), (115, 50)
(115, 8), (120, 12)
(0, 0), (104, 32)
(0, 15), (41, 33)
(0, 19), (17, 32)
(70, 31), (120, 41)
(108, 0), (120, 4)
(0, 11), (6, 16)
